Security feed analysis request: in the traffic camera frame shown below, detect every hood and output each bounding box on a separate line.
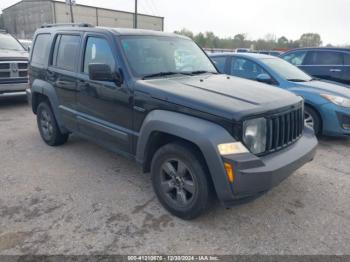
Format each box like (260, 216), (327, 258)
(295, 80), (350, 99)
(0, 49), (28, 61)
(136, 74), (301, 121)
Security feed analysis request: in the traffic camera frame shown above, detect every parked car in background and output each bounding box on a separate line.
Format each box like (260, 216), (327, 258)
(18, 39), (32, 51)
(27, 25), (317, 219)
(259, 50), (283, 57)
(235, 48), (250, 53)
(210, 53), (350, 137)
(0, 30), (29, 95)
(281, 48), (350, 86)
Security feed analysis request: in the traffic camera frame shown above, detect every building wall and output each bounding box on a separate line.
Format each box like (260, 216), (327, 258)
(2, 0), (164, 39)
(2, 0), (53, 39)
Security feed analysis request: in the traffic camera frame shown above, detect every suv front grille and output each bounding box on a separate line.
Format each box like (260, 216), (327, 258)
(265, 103), (304, 153)
(0, 61), (28, 83)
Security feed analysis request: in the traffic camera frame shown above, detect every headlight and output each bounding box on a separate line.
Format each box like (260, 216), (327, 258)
(320, 94), (350, 108)
(243, 117), (267, 154)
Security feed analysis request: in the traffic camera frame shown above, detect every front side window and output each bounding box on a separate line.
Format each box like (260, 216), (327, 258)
(120, 36), (217, 77)
(0, 33), (24, 51)
(230, 58), (268, 80)
(53, 35), (81, 71)
(31, 34), (50, 66)
(281, 51), (307, 66)
(211, 56), (227, 73)
(306, 51), (343, 65)
(83, 37), (115, 74)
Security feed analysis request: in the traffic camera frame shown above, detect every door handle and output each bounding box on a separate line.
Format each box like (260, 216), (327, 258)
(330, 69), (342, 72)
(78, 80), (89, 91)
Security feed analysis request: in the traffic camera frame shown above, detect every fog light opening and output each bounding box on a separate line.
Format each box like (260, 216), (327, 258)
(224, 162), (234, 183)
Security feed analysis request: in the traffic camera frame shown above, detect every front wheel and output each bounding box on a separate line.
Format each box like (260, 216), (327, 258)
(304, 105), (321, 135)
(151, 143), (212, 220)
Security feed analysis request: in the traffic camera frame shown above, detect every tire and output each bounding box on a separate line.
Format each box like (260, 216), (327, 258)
(151, 142), (212, 220)
(304, 105), (321, 135)
(37, 102), (69, 146)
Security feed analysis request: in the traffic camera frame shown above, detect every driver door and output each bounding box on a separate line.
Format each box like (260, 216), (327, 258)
(76, 34), (133, 155)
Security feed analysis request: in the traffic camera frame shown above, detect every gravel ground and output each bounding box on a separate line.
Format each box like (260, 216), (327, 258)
(0, 95), (349, 255)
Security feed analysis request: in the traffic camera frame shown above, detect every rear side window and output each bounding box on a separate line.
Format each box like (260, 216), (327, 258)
(344, 53), (350, 65)
(211, 56), (226, 73)
(281, 51), (307, 66)
(53, 34), (81, 71)
(306, 51), (343, 65)
(83, 37), (115, 74)
(31, 34), (51, 66)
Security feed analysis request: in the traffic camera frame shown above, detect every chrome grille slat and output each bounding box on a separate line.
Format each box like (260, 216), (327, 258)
(0, 61), (28, 79)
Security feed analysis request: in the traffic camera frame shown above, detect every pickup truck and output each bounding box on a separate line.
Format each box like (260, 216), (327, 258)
(0, 30), (28, 95)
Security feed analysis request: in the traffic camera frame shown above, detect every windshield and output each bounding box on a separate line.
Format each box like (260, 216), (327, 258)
(120, 36), (217, 78)
(262, 58), (312, 82)
(0, 33), (24, 51)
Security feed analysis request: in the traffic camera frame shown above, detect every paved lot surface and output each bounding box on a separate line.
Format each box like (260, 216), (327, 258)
(0, 95), (349, 255)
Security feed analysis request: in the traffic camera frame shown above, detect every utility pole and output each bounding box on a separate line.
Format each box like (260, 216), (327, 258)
(66, 0), (75, 23)
(134, 0), (138, 28)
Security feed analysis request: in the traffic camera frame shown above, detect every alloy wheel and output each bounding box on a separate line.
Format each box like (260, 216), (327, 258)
(160, 159), (196, 207)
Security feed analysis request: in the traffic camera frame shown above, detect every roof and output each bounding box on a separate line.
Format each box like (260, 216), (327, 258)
(2, 0), (164, 20)
(209, 52), (276, 59)
(286, 47), (350, 53)
(36, 25), (189, 39)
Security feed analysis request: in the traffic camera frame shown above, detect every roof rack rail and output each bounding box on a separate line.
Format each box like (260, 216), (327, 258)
(41, 23), (94, 28)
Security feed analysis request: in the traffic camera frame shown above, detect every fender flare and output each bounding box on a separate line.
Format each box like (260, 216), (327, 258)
(31, 79), (67, 133)
(136, 110), (237, 203)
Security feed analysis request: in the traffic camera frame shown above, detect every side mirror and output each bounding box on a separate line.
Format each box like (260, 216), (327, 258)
(256, 73), (273, 84)
(88, 63), (123, 86)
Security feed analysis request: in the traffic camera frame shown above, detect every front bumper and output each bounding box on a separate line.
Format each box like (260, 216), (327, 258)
(0, 82), (28, 94)
(220, 127), (318, 206)
(319, 103), (350, 137)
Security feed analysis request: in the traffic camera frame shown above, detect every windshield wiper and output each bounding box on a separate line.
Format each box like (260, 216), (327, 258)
(189, 70), (218, 75)
(287, 79), (308, 82)
(142, 71), (193, 79)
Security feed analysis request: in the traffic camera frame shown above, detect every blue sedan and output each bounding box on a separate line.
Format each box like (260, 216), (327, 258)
(210, 53), (350, 137)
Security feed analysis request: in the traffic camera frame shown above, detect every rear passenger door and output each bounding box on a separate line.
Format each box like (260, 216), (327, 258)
(303, 51), (343, 83)
(76, 34), (133, 155)
(48, 33), (82, 131)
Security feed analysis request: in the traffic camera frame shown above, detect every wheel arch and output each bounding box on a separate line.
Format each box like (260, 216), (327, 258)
(136, 110), (236, 203)
(31, 79), (67, 133)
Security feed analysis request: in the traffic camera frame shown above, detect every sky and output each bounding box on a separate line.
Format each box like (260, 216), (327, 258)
(1, 0), (349, 45)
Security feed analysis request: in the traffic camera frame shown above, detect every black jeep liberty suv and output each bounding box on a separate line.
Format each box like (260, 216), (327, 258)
(27, 24), (318, 219)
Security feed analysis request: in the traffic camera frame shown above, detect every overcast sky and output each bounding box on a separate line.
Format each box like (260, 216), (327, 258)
(1, 0), (349, 45)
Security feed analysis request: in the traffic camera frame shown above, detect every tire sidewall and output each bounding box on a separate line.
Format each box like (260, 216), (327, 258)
(305, 105), (321, 135)
(37, 102), (59, 146)
(151, 143), (210, 219)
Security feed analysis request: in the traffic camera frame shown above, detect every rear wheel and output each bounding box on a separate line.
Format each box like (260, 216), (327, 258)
(151, 143), (212, 220)
(304, 105), (321, 135)
(37, 102), (69, 146)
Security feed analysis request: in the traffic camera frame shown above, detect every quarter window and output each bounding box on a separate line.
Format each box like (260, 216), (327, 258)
(31, 34), (51, 66)
(281, 51), (307, 66)
(53, 35), (81, 71)
(83, 37), (115, 74)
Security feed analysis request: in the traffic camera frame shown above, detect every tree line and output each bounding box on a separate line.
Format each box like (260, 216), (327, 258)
(174, 28), (327, 50)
